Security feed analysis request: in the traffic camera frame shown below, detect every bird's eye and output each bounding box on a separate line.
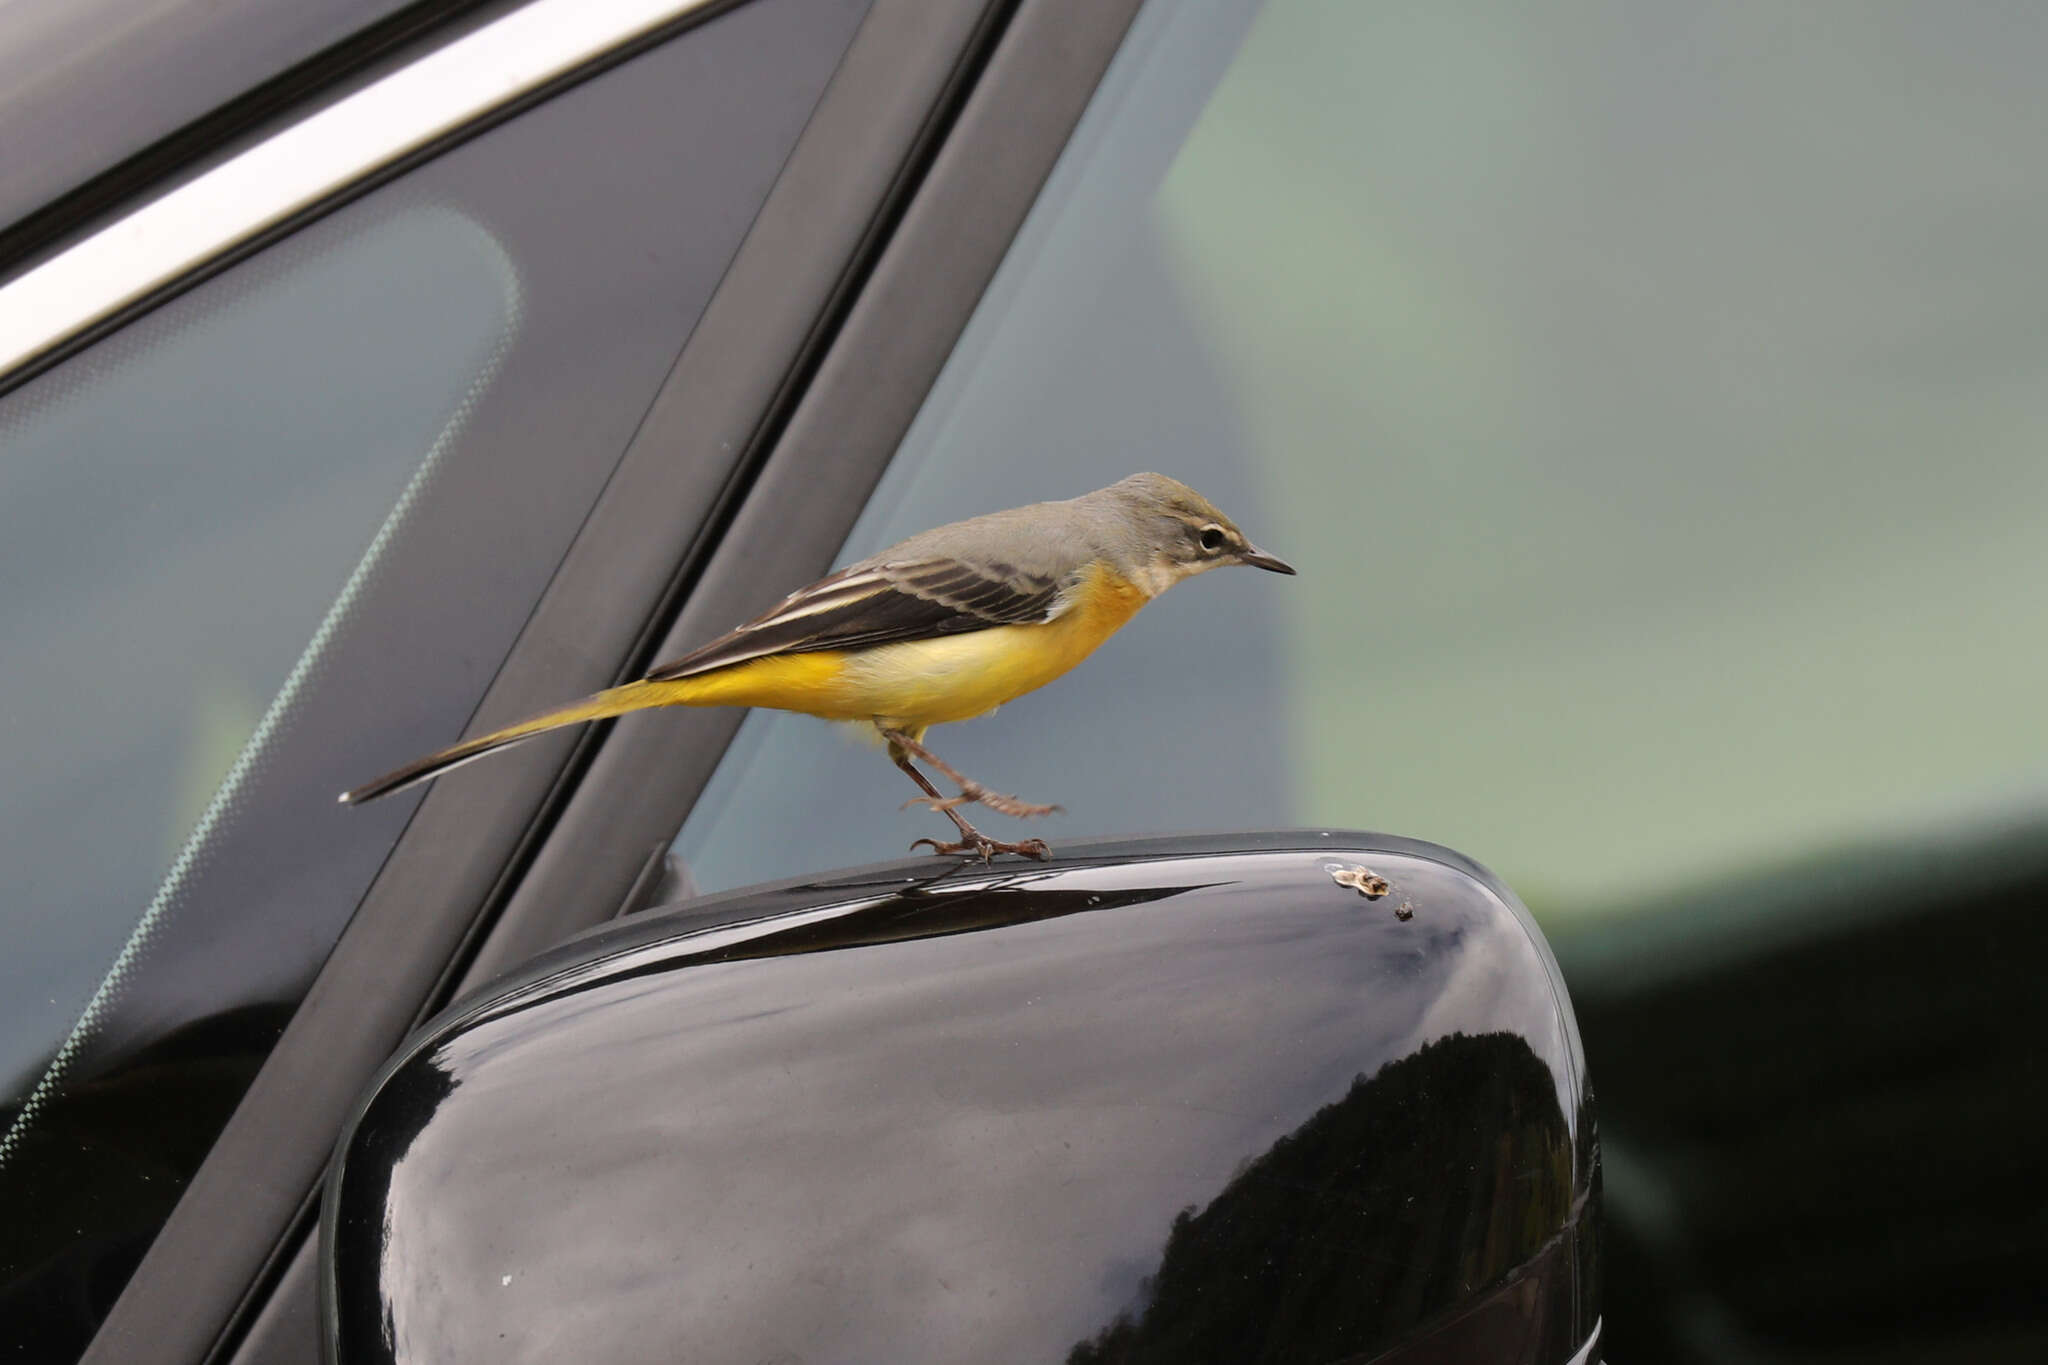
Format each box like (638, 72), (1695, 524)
(1198, 526), (1227, 552)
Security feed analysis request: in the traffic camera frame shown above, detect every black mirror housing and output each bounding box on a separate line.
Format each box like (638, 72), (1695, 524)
(322, 832), (1600, 1362)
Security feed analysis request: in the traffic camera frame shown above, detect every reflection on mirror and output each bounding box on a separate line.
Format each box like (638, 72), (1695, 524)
(1067, 1031), (1573, 1363)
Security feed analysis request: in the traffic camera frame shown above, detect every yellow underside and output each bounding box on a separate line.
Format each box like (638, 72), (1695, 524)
(653, 563), (1151, 730)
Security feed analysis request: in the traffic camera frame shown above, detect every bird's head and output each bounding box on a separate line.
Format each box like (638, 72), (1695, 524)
(1099, 472), (1296, 595)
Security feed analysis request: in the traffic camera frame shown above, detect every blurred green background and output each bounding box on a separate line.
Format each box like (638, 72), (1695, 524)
(687, 0), (2048, 923)
(1164, 0), (2048, 922)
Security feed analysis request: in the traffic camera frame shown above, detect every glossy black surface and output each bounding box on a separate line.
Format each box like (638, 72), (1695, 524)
(325, 834), (1598, 1363)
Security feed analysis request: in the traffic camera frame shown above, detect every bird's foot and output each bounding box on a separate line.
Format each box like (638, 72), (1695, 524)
(911, 833), (1053, 863)
(902, 783), (1060, 820)
(882, 728), (1056, 860)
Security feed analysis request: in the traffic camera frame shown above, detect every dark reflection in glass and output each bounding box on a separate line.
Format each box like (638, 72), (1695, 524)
(0, 1003), (292, 1357)
(1556, 827), (2047, 1362)
(1066, 1031), (1572, 1365)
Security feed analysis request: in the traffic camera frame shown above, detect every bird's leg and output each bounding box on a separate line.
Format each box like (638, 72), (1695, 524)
(887, 744), (988, 847)
(879, 728), (1061, 820)
(883, 732), (1052, 863)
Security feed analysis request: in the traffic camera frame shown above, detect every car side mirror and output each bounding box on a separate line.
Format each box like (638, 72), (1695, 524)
(321, 832), (1601, 1363)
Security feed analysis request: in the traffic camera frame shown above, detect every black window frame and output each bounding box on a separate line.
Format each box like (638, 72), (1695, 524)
(450, 0), (1155, 994)
(58, 0), (1157, 1362)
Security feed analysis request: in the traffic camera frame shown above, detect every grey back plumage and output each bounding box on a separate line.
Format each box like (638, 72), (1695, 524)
(644, 473), (1238, 681)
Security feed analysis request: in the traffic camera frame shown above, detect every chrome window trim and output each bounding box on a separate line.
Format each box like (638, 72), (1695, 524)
(0, 0), (721, 385)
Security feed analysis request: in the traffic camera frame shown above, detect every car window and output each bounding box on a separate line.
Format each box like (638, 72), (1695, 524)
(0, 0), (426, 244)
(0, 204), (516, 1120)
(0, 0), (870, 1352)
(677, 0), (2048, 918)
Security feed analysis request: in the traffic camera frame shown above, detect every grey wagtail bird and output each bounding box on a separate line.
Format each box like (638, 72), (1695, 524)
(340, 472), (1294, 860)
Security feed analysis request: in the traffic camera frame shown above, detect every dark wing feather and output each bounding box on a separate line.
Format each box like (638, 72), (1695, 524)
(644, 557), (1066, 681)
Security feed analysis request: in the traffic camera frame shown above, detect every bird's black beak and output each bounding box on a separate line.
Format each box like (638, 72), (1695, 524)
(1238, 543), (1296, 575)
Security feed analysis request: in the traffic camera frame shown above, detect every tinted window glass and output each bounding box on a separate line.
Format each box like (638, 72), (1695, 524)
(678, 0), (2048, 912)
(0, 0), (869, 1351)
(0, 206), (517, 1128)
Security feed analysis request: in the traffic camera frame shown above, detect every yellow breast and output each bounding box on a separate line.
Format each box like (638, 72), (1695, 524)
(673, 563), (1152, 729)
(837, 564), (1150, 727)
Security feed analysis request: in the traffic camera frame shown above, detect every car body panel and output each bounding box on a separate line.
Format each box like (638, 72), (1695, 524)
(325, 834), (1599, 1363)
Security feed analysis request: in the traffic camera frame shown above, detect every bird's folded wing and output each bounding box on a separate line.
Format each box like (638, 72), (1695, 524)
(645, 556), (1067, 681)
